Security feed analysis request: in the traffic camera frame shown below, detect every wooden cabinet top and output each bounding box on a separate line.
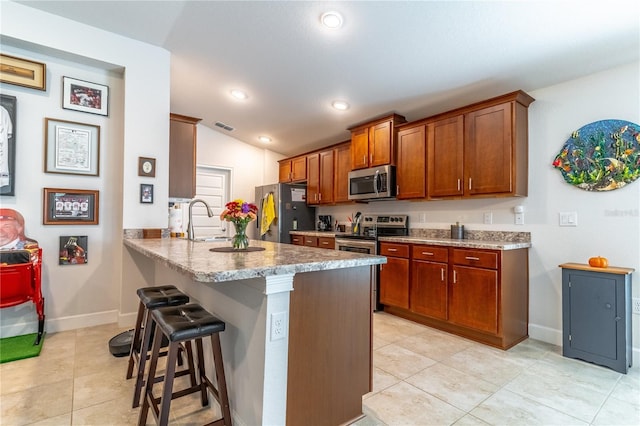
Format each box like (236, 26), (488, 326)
(559, 263), (635, 275)
(347, 113), (407, 131)
(170, 113), (202, 124)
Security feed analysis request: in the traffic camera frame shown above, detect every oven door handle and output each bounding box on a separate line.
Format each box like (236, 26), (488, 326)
(373, 170), (380, 196)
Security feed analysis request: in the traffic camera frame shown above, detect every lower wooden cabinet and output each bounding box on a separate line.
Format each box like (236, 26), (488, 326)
(410, 245), (448, 320)
(379, 243), (410, 309)
(380, 242), (529, 349)
(290, 234), (335, 250)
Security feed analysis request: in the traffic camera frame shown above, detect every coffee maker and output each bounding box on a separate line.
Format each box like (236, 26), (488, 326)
(317, 215), (332, 231)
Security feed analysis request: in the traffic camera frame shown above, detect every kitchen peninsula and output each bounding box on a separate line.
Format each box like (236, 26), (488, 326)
(123, 237), (386, 426)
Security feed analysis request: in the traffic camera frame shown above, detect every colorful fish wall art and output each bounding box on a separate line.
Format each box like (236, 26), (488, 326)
(552, 120), (640, 191)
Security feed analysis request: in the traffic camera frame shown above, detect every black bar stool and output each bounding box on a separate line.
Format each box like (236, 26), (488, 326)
(138, 303), (232, 426)
(126, 285), (191, 408)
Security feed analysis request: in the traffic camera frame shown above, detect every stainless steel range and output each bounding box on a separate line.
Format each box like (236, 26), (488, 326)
(335, 214), (409, 311)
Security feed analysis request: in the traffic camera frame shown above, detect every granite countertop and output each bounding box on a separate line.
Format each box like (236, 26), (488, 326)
(290, 229), (531, 250)
(123, 238), (386, 283)
(377, 236), (531, 250)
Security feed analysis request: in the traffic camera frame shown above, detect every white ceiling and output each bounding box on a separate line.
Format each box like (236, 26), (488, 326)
(17, 1), (640, 156)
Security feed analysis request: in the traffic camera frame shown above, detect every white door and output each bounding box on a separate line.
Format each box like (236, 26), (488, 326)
(191, 165), (231, 237)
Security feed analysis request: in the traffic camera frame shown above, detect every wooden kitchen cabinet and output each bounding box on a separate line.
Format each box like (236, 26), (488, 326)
(349, 114), (406, 170)
(463, 92), (533, 197)
(379, 242), (410, 309)
(383, 244), (529, 349)
(303, 236), (318, 247)
(169, 113), (201, 199)
(333, 142), (351, 203)
(560, 263), (634, 373)
(411, 245), (448, 320)
(279, 156), (307, 183)
(318, 237), (336, 250)
(307, 149), (334, 205)
(396, 124), (426, 199)
(291, 234), (304, 246)
(427, 115), (464, 198)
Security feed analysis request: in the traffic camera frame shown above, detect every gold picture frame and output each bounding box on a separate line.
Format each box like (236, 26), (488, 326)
(0, 54), (46, 91)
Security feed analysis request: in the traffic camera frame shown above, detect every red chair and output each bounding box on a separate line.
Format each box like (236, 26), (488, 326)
(0, 248), (44, 345)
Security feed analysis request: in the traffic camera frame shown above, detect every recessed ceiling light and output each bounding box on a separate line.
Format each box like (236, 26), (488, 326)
(321, 11), (343, 29)
(230, 89), (248, 100)
(258, 136), (272, 143)
(331, 100), (350, 111)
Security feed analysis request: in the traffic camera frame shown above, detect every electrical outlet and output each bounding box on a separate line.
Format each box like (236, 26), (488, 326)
(515, 212), (524, 225)
(633, 297), (640, 315)
(270, 311), (287, 341)
(483, 212), (493, 224)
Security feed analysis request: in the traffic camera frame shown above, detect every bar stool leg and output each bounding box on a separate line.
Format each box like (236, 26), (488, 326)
(126, 301), (146, 379)
(211, 333), (232, 424)
(138, 324), (162, 426)
(195, 338), (210, 406)
(158, 342), (180, 426)
(133, 304), (155, 408)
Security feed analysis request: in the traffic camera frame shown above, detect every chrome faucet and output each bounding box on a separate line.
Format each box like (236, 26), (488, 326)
(187, 199), (214, 241)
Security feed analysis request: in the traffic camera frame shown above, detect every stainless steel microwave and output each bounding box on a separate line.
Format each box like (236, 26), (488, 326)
(348, 165), (396, 201)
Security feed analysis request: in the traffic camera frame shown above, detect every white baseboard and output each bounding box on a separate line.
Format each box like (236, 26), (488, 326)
(528, 323), (563, 346)
(0, 310), (118, 338)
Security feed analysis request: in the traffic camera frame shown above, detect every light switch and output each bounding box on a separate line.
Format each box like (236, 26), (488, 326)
(559, 212), (578, 227)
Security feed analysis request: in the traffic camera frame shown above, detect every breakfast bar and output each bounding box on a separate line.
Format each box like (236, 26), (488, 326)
(122, 237), (386, 426)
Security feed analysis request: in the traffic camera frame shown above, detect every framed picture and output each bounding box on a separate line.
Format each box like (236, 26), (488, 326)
(59, 235), (88, 265)
(140, 184), (154, 204)
(45, 118), (100, 176)
(62, 76), (109, 116)
(43, 188), (99, 225)
(138, 156), (156, 177)
(1, 94), (17, 196)
(0, 54), (46, 91)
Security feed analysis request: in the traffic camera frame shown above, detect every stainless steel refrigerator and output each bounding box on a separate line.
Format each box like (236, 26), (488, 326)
(255, 183), (316, 243)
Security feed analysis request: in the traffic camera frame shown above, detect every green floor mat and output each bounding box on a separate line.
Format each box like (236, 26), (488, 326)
(0, 333), (45, 364)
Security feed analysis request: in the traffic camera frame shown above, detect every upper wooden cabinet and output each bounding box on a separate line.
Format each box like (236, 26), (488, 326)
(169, 113), (201, 199)
(427, 115), (465, 198)
(307, 149), (335, 205)
(333, 142), (351, 203)
(410, 90), (534, 199)
(396, 124), (426, 199)
(279, 156), (307, 183)
(349, 113), (407, 170)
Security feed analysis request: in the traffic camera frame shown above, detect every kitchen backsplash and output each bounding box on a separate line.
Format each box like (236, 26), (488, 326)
(410, 228), (531, 243)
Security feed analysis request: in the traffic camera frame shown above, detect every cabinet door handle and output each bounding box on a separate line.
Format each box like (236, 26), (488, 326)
(363, 155), (367, 165)
(457, 179), (461, 191)
(319, 193), (322, 201)
(397, 185), (400, 195)
(387, 248), (398, 252)
(468, 178), (472, 190)
(453, 270), (457, 283)
(441, 268), (445, 281)
(465, 256), (480, 261)
(422, 251), (434, 256)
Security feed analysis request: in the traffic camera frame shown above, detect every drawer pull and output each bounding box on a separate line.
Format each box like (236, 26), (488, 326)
(421, 251), (434, 256)
(465, 256), (480, 261)
(387, 248), (398, 252)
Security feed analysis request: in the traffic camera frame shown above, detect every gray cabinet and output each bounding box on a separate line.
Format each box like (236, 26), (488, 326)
(560, 263), (634, 373)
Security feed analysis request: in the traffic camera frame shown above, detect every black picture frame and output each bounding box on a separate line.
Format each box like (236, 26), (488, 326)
(62, 76), (109, 116)
(59, 235), (88, 265)
(0, 94), (16, 196)
(140, 183), (154, 204)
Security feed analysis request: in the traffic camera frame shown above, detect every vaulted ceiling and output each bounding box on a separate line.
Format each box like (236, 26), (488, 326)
(18, 1), (640, 156)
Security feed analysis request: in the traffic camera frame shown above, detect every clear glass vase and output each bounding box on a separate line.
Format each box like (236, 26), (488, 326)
(231, 221), (249, 250)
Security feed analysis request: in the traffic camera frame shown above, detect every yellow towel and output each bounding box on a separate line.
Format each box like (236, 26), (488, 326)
(260, 192), (276, 236)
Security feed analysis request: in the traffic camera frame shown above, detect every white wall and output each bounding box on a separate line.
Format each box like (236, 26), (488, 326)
(320, 61), (640, 360)
(1, 2), (170, 335)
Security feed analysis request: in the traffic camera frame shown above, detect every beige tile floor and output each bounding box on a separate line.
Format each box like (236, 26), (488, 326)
(1, 313), (638, 425)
